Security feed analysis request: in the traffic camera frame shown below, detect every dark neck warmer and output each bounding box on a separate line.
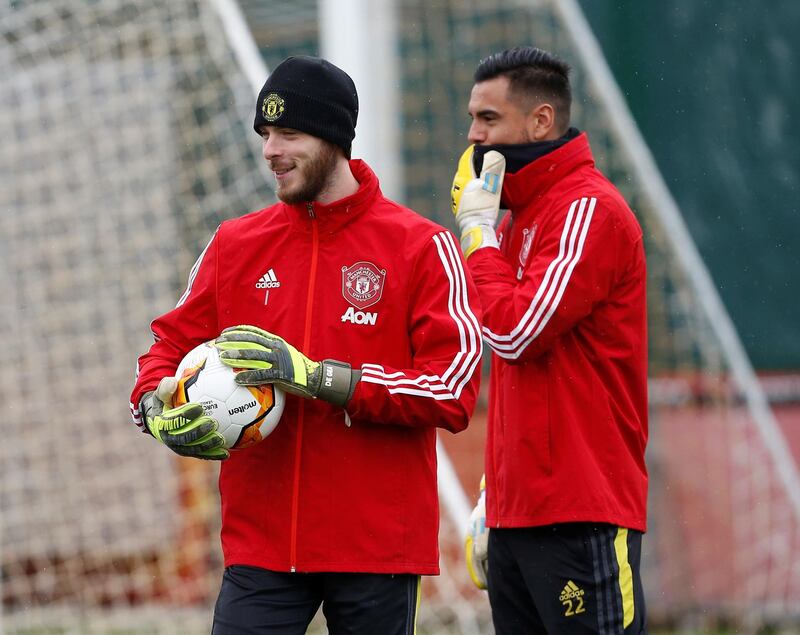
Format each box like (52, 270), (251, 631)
(472, 127), (581, 175)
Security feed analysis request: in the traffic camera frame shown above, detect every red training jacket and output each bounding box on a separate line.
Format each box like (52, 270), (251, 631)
(130, 160), (482, 574)
(468, 133), (648, 532)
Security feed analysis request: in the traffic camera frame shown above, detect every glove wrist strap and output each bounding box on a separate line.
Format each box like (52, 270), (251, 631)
(317, 360), (358, 407)
(461, 226), (499, 258)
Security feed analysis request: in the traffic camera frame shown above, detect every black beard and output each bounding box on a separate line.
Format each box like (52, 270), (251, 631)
(277, 143), (339, 204)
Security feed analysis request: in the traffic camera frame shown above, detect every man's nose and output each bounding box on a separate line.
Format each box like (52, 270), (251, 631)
(262, 136), (281, 160)
(468, 122), (486, 145)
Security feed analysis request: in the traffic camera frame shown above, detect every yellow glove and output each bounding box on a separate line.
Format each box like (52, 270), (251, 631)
(451, 146), (506, 257)
(141, 377), (229, 460)
(215, 325), (358, 407)
(465, 475), (489, 590)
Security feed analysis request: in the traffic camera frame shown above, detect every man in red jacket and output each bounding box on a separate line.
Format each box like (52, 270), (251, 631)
(453, 47), (649, 634)
(130, 55), (483, 635)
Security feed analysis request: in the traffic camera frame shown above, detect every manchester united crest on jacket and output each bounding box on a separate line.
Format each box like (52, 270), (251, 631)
(342, 261), (386, 309)
(517, 224), (537, 280)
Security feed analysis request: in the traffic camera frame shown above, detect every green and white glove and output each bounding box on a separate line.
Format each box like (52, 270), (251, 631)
(214, 325), (359, 408)
(465, 475), (489, 590)
(141, 376), (229, 460)
(451, 145), (506, 258)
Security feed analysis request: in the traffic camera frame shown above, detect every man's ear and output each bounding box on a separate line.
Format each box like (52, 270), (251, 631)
(527, 103), (558, 141)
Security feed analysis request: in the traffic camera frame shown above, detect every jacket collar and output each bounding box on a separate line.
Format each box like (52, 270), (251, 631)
(282, 159), (380, 233)
(501, 132), (595, 213)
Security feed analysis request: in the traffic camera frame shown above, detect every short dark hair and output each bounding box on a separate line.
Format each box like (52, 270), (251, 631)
(475, 46), (572, 131)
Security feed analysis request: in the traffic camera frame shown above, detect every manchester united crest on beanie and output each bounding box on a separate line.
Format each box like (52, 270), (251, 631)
(254, 56), (359, 157)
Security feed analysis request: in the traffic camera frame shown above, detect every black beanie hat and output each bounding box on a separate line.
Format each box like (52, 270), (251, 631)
(254, 56), (359, 157)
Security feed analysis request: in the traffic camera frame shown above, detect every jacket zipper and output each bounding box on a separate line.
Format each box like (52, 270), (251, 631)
(289, 202), (319, 572)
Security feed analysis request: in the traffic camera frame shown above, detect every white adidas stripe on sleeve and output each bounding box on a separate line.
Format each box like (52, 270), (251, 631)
(359, 231), (482, 400)
(483, 196), (596, 360)
(130, 400), (143, 427)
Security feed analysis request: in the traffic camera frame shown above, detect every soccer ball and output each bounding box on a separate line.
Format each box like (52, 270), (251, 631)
(173, 341), (285, 450)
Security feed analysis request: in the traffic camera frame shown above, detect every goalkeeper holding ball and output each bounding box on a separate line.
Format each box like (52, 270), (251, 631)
(130, 55), (483, 634)
(454, 47), (649, 634)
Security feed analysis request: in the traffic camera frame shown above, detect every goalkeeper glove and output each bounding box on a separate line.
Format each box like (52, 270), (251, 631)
(465, 475), (489, 590)
(450, 145), (506, 258)
(141, 376), (229, 460)
(214, 325), (359, 408)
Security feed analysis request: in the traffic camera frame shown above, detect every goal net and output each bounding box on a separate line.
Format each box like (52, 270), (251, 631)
(3, 0), (799, 633)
